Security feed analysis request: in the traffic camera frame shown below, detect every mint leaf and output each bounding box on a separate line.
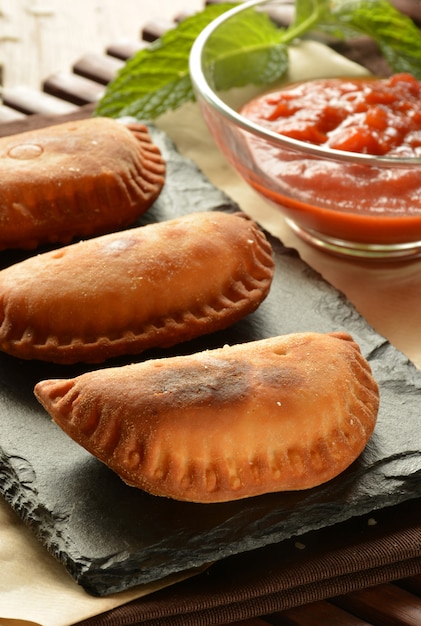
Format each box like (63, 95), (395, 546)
(202, 7), (288, 91)
(111, 75), (194, 121)
(289, 0), (334, 40)
(95, 3), (237, 119)
(289, 0), (421, 79)
(326, 0), (421, 78)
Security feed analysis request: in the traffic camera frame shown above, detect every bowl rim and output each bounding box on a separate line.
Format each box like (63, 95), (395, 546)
(189, 0), (421, 167)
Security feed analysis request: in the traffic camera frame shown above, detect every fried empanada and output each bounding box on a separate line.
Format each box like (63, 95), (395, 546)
(0, 211), (274, 363)
(0, 117), (165, 250)
(34, 332), (379, 503)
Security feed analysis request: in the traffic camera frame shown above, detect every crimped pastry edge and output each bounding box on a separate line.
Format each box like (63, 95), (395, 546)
(0, 211), (274, 363)
(0, 117), (166, 250)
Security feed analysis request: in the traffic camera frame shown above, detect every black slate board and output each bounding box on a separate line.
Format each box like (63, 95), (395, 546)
(0, 124), (421, 597)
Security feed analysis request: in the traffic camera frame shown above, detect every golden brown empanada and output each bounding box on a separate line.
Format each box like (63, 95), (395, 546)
(34, 331), (379, 503)
(0, 211), (274, 363)
(0, 117), (165, 250)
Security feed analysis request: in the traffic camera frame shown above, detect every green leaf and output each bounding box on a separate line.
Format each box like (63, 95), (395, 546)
(112, 75), (194, 120)
(290, 0), (333, 39)
(202, 7), (288, 91)
(95, 3), (237, 119)
(329, 0), (421, 78)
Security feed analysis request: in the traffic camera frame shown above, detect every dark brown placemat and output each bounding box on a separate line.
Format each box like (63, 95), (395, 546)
(77, 498), (421, 625)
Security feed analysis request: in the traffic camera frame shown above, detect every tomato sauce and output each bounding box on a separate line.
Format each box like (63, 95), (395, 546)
(239, 73), (421, 245)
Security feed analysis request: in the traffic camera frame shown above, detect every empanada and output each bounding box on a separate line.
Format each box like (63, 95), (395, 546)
(0, 117), (165, 249)
(34, 332), (379, 503)
(0, 211), (274, 363)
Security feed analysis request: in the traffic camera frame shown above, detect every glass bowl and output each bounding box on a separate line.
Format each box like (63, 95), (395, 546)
(189, 0), (421, 260)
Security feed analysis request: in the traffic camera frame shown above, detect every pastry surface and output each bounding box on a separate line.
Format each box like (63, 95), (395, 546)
(34, 331), (380, 502)
(0, 211), (274, 363)
(0, 117), (165, 249)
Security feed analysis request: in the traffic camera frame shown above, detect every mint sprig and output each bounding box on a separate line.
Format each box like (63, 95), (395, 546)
(327, 0), (421, 76)
(95, 0), (421, 121)
(95, 4), (237, 119)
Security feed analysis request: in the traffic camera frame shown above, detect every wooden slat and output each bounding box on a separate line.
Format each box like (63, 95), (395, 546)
(332, 583), (421, 626)
(42, 71), (104, 105)
(72, 53), (124, 85)
(269, 600), (373, 626)
(0, 104), (26, 123)
(105, 38), (147, 61)
(1, 85), (78, 115)
(174, 8), (198, 21)
(141, 18), (176, 42)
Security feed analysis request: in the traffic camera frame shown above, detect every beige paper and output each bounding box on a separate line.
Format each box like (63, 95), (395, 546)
(0, 502), (206, 625)
(1, 40), (420, 626)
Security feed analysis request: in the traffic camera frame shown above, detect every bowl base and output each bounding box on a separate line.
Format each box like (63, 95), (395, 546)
(286, 219), (421, 261)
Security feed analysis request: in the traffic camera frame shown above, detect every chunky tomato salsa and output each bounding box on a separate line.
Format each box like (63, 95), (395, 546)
(241, 73), (421, 157)
(239, 74), (421, 244)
